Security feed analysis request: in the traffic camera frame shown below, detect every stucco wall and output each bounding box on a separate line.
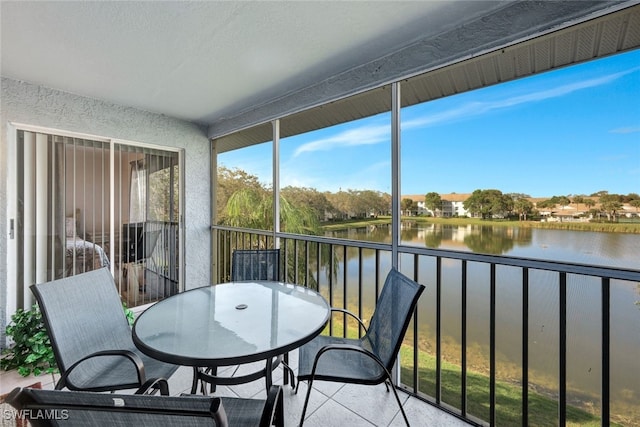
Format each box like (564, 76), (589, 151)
(0, 78), (212, 348)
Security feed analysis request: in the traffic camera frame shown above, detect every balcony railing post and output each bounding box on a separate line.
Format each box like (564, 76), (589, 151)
(461, 259), (468, 417)
(490, 263), (496, 426)
(329, 244), (335, 335)
(436, 256), (442, 404)
(413, 254), (419, 393)
(559, 272), (567, 425)
(292, 239), (297, 284)
(343, 245), (348, 338)
(358, 248), (363, 338)
(522, 267), (529, 427)
(602, 278), (610, 426)
(304, 240), (310, 287)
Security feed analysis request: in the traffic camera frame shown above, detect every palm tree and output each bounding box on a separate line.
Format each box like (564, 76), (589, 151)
(584, 198), (596, 213)
(222, 188), (321, 235)
(221, 188), (331, 287)
(572, 195), (585, 213)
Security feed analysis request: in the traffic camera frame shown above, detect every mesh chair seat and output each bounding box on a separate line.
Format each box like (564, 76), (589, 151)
(6, 385), (284, 427)
(297, 335), (385, 384)
(63, 350), (178, 391)
(31, 268), (178, 394)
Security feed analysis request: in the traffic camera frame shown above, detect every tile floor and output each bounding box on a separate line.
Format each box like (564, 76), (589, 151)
(1, 349), (472, 426)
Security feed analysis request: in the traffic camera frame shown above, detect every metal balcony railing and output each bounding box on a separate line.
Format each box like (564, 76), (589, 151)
(212, 225), (640, 427)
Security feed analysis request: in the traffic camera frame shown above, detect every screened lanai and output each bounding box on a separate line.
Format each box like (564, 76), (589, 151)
(2, 2), (640, 426)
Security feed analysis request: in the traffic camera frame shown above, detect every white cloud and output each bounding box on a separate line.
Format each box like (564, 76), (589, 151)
(404, 69), (636, 129)
(293, 124), (389, 156)
(610, 127), (640, 134)
(291, 68), (638, 156)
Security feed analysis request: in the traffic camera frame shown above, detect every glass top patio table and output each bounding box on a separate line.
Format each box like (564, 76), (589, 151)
(132, 281), (330, 369)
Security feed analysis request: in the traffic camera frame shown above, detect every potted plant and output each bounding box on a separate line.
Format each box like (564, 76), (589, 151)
(1, 305), (56, 377)
(1, 302), (136, 377)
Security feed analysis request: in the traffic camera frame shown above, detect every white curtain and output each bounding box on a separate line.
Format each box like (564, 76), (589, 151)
(129, 159), (147, 223)
(17, 131), (66, 306)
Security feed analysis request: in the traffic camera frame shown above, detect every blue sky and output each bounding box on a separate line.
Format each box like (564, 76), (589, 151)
(220, 49), (639, 198)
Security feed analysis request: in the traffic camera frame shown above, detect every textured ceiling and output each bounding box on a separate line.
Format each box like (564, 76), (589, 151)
(2, 0), (638, 140)
(1, 1), (484, 124)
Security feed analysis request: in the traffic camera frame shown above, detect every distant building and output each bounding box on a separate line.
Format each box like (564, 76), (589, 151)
(402, 193), (471, 217)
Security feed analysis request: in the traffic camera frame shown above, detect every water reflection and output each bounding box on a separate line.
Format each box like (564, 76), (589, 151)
(329, 222), (638, 268)
(334, 222), (535, 254)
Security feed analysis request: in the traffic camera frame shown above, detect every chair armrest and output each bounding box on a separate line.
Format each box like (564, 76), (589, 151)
(135, 377), (170, 396)
(262, 385), (284, 427)
(210, 398), (229, 427)
(329, 308), (369, 335)
(57, 349), (146, 391)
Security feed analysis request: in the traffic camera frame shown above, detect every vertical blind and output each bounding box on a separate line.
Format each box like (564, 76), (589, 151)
(12, 130), (180, 310)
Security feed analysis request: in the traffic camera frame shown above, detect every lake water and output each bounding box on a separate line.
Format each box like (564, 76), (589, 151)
(326, 223), (640, 417)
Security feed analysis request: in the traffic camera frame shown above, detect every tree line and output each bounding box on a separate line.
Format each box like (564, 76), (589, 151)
(416, 190), (640, 221)
(218, 166), (639, 225)
(216, 167), (390, 230)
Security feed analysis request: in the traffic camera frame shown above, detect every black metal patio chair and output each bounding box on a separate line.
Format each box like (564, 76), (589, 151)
(30, 267), (178, 395)
(296, 267), (425, 426)
(6, 384), (284, 427)
(231, 249), (280, 281)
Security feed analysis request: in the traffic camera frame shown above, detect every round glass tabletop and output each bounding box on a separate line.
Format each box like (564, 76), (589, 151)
(133, 281), (330, 366)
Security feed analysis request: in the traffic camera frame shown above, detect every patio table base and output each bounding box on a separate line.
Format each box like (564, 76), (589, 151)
(191, 355), (291, 395)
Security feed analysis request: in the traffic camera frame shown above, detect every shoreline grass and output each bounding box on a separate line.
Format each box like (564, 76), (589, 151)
(324, 312), (635, 426)
(398, 346), (631, 427)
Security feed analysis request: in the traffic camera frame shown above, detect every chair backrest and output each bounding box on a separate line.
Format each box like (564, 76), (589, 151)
(5, 387), (227, 427)
(364, 267), (425, 370)
(30, 268), (134, 375)
(231, 249), (280, 281)
(6, 385), (283, 427)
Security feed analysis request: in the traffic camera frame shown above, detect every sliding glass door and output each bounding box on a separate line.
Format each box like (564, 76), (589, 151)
(114, 143), (181, 307)
(7, 127), (183, 312)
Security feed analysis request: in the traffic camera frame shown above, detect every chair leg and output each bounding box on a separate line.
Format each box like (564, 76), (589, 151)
(283, 353), (289, 386)
(275, 386), (285, 427)
(299, 377), (315, 427)
(383, 373), (409, 427)
(190, 367), (213, 395)
(265, 357), (274, 392)
(282, 353), (296, 388)
(286, 364), (296, 388)
(190, 367), (200, 394)
(208, 366), (218, 394)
